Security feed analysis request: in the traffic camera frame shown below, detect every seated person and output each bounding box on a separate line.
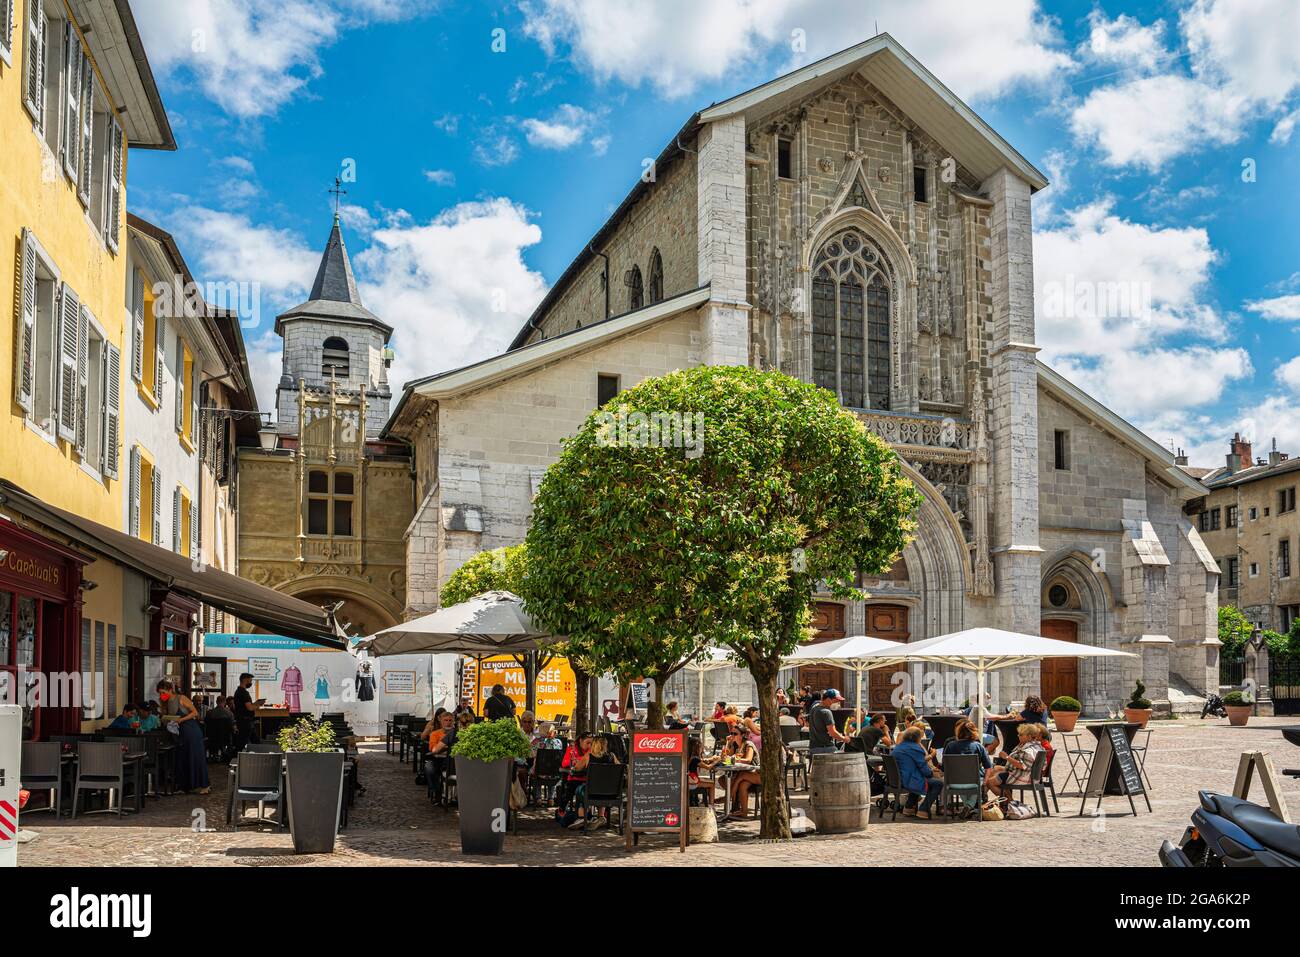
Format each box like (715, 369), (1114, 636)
(711, 701), (727, 721)
(778, 707), (800, 727)
(844, 708), (865, 737)
(940, 717), (993, 810)
(740, 706), (762, 748)
(557, 732), (594, 828)
(663, 701), (689, 730)
(721, 705), (742, 728)
(987, 695), (1048, 734)
(722, 729), (761, 820)
(420, 707), (447, 741)
(894, 726), (944, 819)
(422, 711), (457, 800)
(845, 712), (893, 754)
(107, 703), (140, 731)
(985, 723), (1046, 799)
(138, 701), (161, 732)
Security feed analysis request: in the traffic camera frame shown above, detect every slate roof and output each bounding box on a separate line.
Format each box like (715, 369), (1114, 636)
(275, 216), (393, 338)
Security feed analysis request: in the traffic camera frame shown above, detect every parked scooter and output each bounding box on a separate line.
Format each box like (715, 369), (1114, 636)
(1160, 727), (1300, 867)
(1200, 692), (1228, 719)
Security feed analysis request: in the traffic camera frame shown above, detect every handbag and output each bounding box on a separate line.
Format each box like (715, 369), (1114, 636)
(1005, 799), (1037, 820)
(981, 799), (1005, 822)
(509, 778), (527, 811)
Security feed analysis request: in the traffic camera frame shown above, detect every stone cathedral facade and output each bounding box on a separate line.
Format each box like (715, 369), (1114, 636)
(384, 36), (1220, 715)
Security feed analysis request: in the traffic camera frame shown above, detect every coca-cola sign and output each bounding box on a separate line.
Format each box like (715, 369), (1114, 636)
(633, 732), (683, 754)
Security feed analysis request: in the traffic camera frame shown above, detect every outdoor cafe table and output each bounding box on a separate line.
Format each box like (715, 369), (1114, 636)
(59, 750), (146, 814)
(923, 714), (963, 746)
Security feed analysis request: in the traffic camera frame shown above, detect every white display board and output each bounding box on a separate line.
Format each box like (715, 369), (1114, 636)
(0, 705), (19, 867)
(201, 635), (457, 735)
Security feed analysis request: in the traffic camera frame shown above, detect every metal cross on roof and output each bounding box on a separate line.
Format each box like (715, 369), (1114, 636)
(329, 176), (348, 218)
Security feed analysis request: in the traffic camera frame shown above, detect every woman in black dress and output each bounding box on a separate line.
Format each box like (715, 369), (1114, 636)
(157, 680), (210, 794)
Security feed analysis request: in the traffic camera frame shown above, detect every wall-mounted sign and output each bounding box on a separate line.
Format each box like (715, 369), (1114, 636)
(383, 670), (416, 694)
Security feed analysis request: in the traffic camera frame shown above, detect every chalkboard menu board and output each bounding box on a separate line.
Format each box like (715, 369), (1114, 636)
(625, 729), (688, 852)
(1078, 723), (1151, 817)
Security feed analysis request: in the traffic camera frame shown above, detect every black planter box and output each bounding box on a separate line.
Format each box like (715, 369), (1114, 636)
(456, 757), (513, 855)
(285, 750), (345, 854)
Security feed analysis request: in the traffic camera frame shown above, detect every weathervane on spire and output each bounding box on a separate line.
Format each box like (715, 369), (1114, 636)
(329, 176), (348, 220)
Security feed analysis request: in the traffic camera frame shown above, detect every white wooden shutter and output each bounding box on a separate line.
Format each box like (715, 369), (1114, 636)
(74, 305), (89, 456)
(128, 447), (140, 536)
(61, 21), (80, 181)
(154, 308), (166, 407)
(105, 116), (123, 251)
(172, 487), (181, 552)
(130, 269), (144, 381)
(78, 50), (94, 205)
(191, 367), (200, 446)
(56, 283), (80, 441)
(190, 502), (199, 562)
(103, 343), (120, 479)
(23, 0), (45, 126)
(15, 229), (37, 413)
(151, 467), (162, 545)
(1, 0), (15, 66)
(174, 343), (185, 433)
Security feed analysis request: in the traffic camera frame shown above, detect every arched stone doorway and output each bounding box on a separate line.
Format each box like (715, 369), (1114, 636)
(1040, 550), (1118, 713)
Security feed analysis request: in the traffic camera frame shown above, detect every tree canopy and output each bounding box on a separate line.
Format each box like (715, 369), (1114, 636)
(522, 365), (921, 836)
(440, 544), (527, 606)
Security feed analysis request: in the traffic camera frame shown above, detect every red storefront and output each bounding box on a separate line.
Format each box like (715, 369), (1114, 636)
(0, 521), (88, 739)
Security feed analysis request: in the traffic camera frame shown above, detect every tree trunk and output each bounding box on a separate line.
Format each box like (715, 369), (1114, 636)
(646, 679), (664, 730)
(524, 651), (537, 715)
(572, 666), (590, 734)
(753, 660), (792, 840)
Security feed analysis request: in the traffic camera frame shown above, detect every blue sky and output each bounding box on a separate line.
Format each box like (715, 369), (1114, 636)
(127, 0), (1300, 467)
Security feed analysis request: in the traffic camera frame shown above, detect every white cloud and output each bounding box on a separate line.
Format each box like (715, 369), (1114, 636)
(520, 0), (1071, 102)
(220, 156), (256, 174)
(1080, 11), (1168, 73)
(521, 103), (600, 150)
(1275, 357), (1300, 394)
(423, 169), (456, 186)
(433, 114), (460, 135)
(1069, 0), (1300, 169)
(1245, 295), (1300, 322)
(1271, 108), (1300, 144)
(1034, 199), (1249, 425)
(590, 134), (611, 156)
(133, 0), (434, 118)
(354, 198), (549, 388)
(473, 126), (520, 166)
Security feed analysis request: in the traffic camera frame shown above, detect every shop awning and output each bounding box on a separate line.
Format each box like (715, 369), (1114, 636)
(0, 481), (346, 649)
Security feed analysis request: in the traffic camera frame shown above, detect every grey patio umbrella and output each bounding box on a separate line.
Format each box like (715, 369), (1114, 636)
(358, 591), (562, 657)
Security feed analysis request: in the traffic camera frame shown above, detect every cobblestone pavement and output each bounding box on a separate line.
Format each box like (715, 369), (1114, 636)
(17, 717), (1300, 867)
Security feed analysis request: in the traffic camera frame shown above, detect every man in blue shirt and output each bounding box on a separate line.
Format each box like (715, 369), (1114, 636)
(107, 703), (140, 731)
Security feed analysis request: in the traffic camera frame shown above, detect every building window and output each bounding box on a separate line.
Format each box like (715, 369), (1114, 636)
(811, 229), (891, 410)
(1053, 430), (1070, 471)
(1225, 556), (1239, 587)
(322, 336), (350, 379)
(1281, 604), (1300, 632)
(177, 339), (195, 447)
(172, 486), (195, 558)
(1279, 487), (1296, 514)
(647, 248), (664, 305)
(1280, 539), (1292, 579)
(777, 137), (793, 179)
(306, 469), (355, 537)
(130, 268), (163, 402)
(14, 230), (60, 434)
(1047, 583), (1069, 607)
(1249, 562), (1260, 578)
(625, 265), (643, 312)
(1199, 508), (1221, 533)
(597, 374), (620, 408)
(128, 448), (161, 544)
(1249, 506), (1259, 521)
(913, 166), (928, 203)
(1226, 504), (1238, 528)
(0, 0), (14, 65)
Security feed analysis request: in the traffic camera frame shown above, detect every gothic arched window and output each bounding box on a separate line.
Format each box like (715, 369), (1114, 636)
(626, 265), (643, 312)
(647, 248), (664, 304)
(811, 229), (891, 410)
(322, 336), (350, 379)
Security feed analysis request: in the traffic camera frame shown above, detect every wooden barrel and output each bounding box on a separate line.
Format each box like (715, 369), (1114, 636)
(809, 752), (871, 834)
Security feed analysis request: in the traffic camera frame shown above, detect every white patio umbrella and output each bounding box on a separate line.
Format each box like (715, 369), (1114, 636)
(681, 647), (738, 721)
(849, 627), (1137, 736)
(782, 635), (906, 717)
(358, 591), (561, 657)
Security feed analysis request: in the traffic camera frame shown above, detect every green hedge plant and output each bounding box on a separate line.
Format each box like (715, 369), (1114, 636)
(1050, 695), (1081, 712)
(1222, 690), (1252, 706)
(277, 717), (336, 753)
(450, 718), (532, 763)
(1127, 680), (1152, 710)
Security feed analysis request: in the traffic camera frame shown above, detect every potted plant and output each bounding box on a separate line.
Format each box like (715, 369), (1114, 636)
(278, 718), (345, 854)
(1049, 695), (1082, 732)
(1123, 680), (1153, 728)
(1222, 690), (1253, 727)
(450, 717), (532, 855)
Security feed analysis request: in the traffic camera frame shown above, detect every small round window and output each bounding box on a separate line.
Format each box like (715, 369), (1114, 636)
(1048, 583), (1069, 608)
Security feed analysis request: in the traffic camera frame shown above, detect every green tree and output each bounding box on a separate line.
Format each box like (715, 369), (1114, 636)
(441, 544), (527, 605)
(1218, 605), (1254, 659)
(522, 366), (920, 838)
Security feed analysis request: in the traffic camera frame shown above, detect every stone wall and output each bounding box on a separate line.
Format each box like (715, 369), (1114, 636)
(523, 151), (699, 342)
(276, 318), (391, 435)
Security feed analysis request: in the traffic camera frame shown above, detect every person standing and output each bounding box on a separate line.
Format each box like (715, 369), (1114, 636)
(157, 680), (210, 794)
(484, 684), (517, 722)
(808, 688), (851, 755)
(231, 673), (264, 750)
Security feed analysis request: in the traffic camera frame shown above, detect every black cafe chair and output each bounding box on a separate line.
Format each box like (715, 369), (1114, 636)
(20, 742), (62, 816)
(1005, 750), (1051, 817)
(583, 762), (627, 835)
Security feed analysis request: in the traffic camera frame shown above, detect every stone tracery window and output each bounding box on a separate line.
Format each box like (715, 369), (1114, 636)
(811, 228), (891, 410)
(626, 265), (643, 312)
(647, 248), (664, 304)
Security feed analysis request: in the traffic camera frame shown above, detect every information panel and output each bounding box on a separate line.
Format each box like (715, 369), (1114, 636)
(625, 729), (688, 852)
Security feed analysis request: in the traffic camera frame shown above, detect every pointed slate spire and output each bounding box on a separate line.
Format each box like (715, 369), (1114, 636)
(275, 214), (392, 336)
(308, 214), (364, 306)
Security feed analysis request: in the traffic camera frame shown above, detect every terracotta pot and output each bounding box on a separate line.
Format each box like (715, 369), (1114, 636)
(1051, 710), (1079, 732)
(1225, 705), (1252, 727)
(1123, 707), (1153, 729)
